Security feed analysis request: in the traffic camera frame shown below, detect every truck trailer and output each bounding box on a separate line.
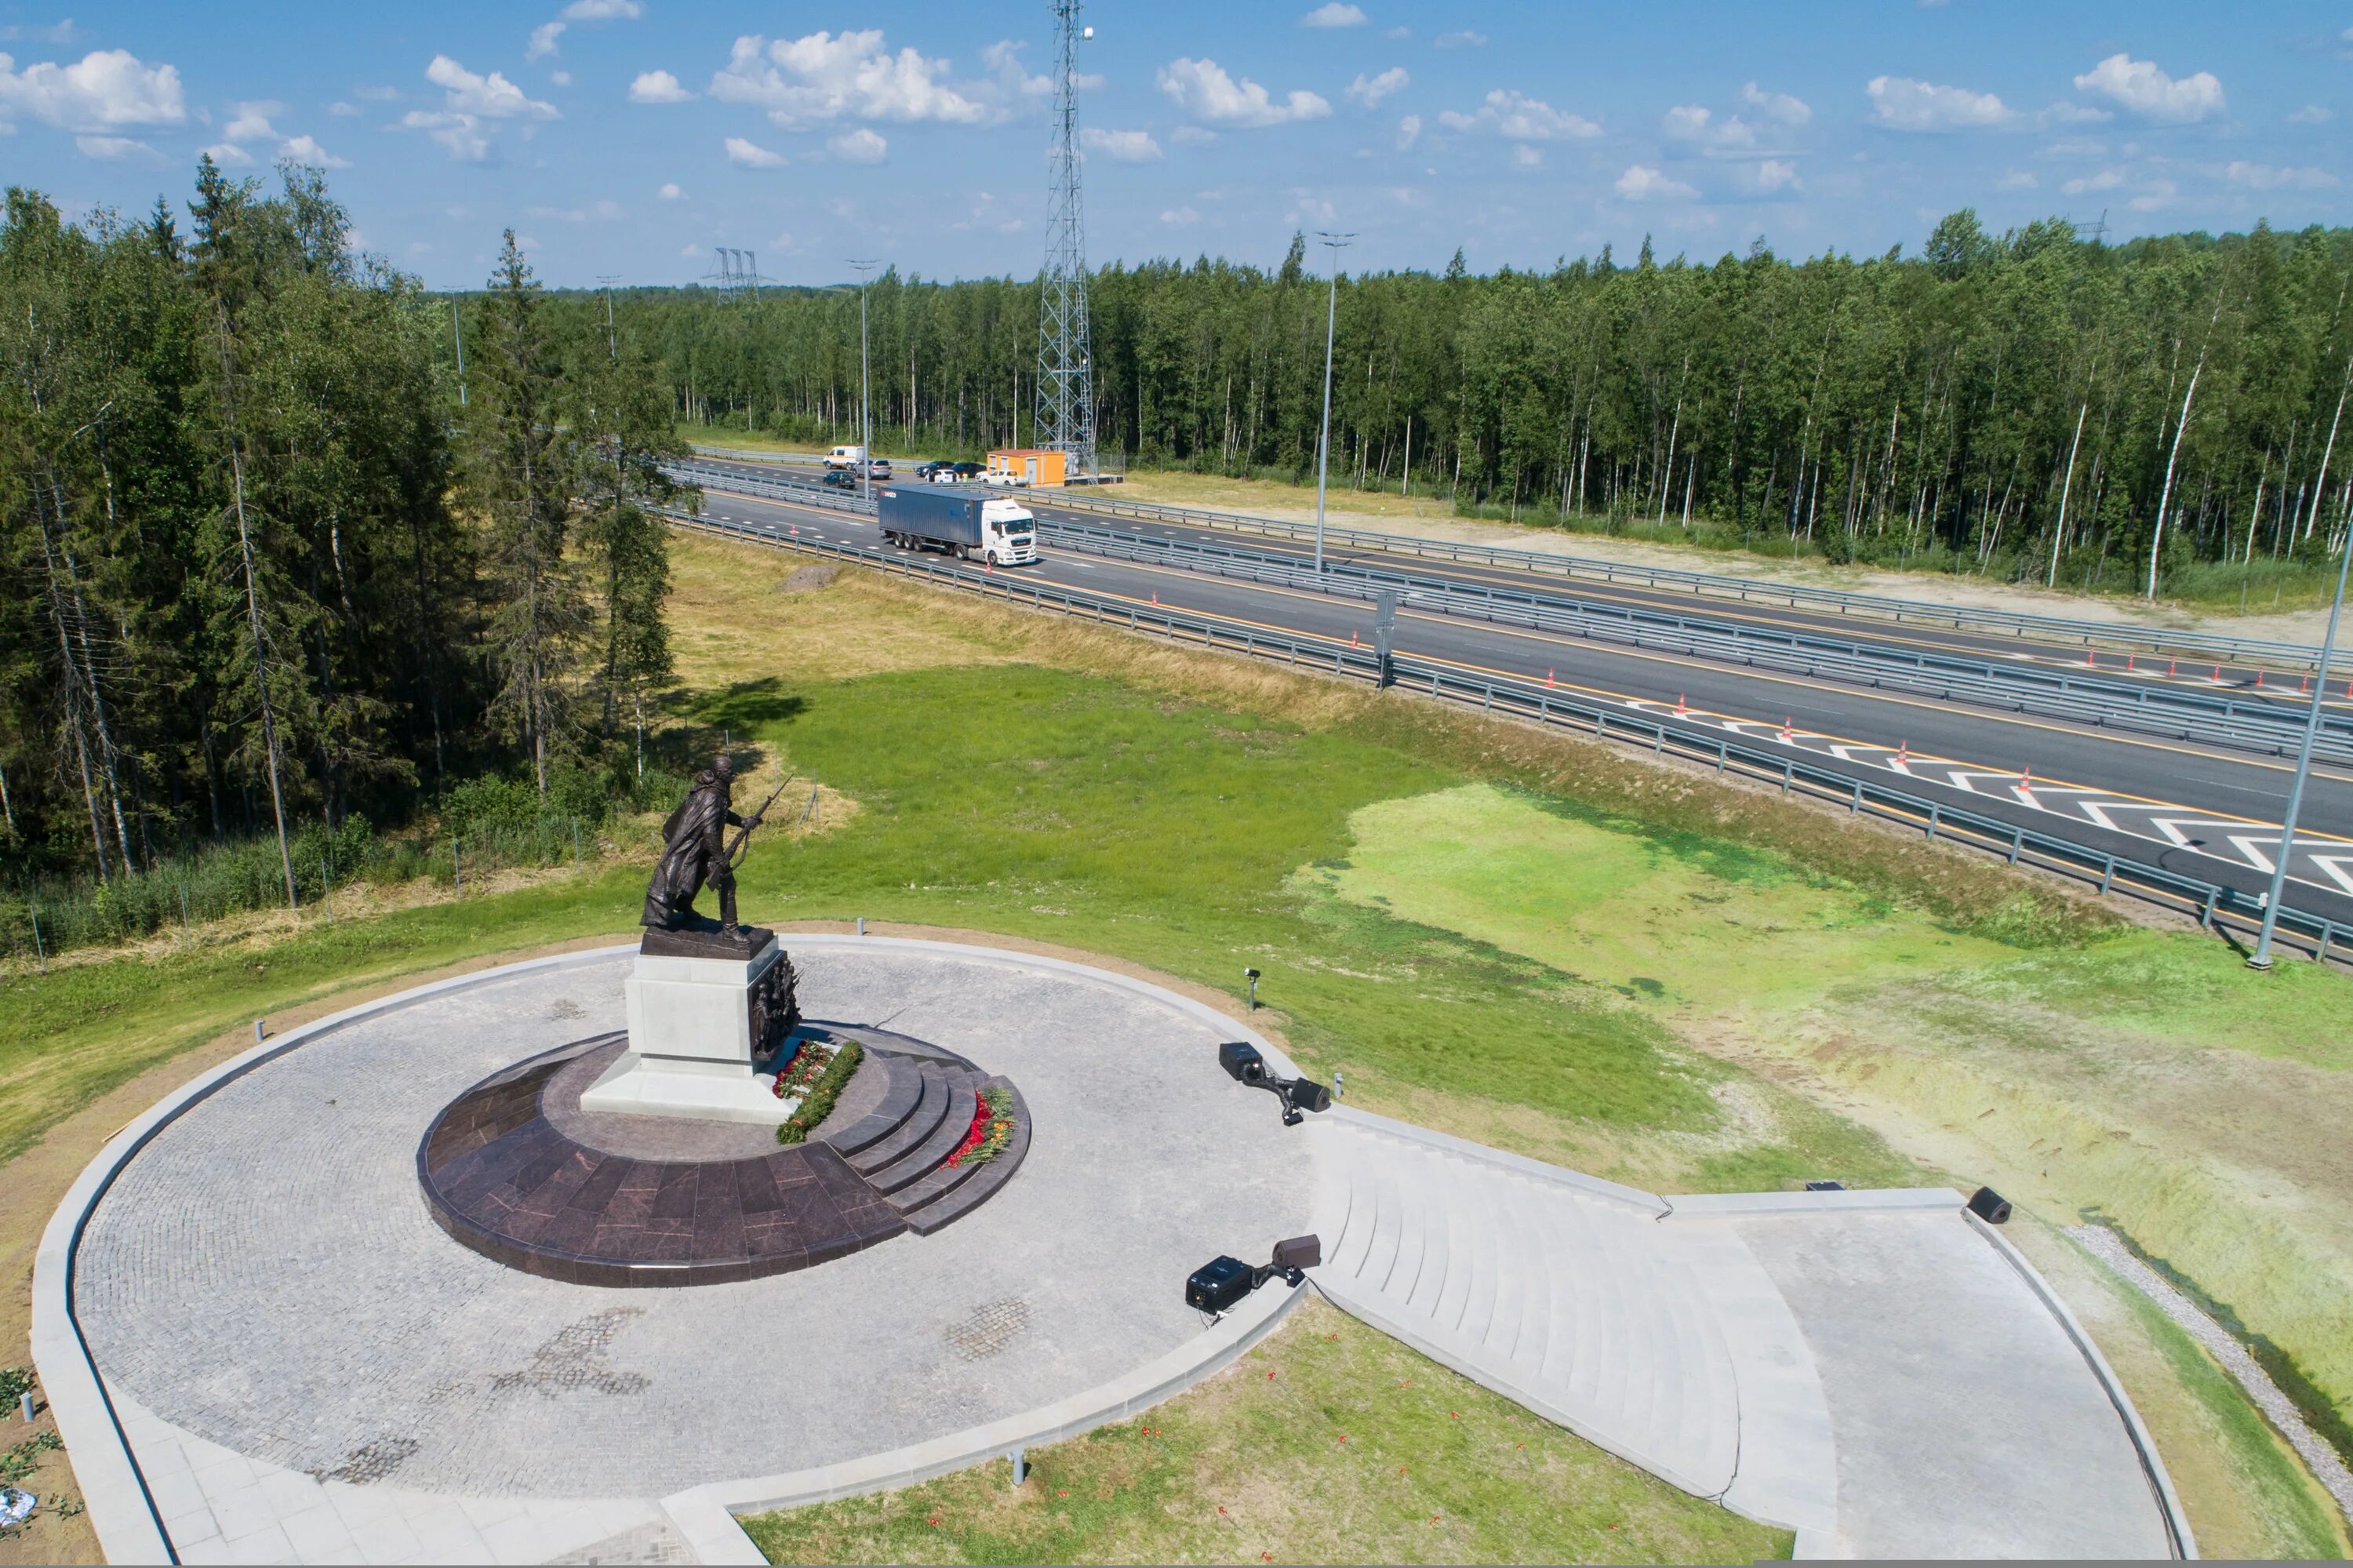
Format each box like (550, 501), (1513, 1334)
(876, 484), (1039, 566)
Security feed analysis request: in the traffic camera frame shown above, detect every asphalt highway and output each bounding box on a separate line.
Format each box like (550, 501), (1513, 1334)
(677, 465), (2353, 929)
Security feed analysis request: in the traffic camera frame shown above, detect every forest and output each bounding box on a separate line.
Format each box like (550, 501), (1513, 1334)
(569, 213), (2353, 601)
(1, 161), (686, 945)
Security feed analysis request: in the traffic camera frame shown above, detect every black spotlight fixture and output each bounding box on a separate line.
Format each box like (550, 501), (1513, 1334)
(1185, 1235), (1323, 1315)
(1217, 1042), (1332, 1126)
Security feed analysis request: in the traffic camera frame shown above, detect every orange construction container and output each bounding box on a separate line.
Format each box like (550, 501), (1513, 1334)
(986, 448), (1067, 488)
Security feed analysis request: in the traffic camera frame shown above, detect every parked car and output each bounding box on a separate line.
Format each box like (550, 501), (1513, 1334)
(915, 460), (962, 482)
(951, 461), (984, 481)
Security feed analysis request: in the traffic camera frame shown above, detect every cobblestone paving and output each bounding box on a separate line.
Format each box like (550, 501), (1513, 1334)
(77, 945), (1315, 1498)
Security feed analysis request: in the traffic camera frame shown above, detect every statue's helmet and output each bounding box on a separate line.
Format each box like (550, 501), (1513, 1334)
(715, 754), (735, 779)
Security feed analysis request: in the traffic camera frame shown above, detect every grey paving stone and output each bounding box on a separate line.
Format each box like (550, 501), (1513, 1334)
(75, 945), (1315, 1500)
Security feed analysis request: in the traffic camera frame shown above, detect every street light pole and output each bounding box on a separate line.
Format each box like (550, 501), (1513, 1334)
(849, 258), (878, 501)
(1312, 230), (1355, 575)
(2249, 529), (2352, 969)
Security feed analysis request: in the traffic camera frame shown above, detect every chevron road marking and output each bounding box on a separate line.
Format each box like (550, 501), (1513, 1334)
(1617, 694), (2353, 902)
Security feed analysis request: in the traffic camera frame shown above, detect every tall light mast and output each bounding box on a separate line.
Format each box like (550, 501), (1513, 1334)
(1037, 0), (1095, 476)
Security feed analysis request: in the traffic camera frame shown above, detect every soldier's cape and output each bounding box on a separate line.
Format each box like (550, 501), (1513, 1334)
(642, 769), (732, 926)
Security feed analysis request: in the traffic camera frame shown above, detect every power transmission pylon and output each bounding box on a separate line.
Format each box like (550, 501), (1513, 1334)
(1036, 0), (1096, 477)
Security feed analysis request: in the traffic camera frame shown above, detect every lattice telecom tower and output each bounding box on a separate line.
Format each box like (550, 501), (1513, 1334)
(1036, 0), (1096, 476)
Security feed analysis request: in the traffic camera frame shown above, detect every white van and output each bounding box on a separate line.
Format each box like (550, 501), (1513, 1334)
(825, 444), (867, 470)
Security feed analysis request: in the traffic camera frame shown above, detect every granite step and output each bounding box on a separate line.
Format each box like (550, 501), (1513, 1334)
(866, 1068), (985, 1195)
(846, 1060), (955, 1176)
(892, 1078), (1029, 1232)
(818, 1049), (924, 1158)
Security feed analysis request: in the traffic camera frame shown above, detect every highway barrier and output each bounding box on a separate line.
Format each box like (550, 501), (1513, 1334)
(1031, 485), (2336, 673)
(1035, 517), (2353, 763)
(658, 504), (2351, 972)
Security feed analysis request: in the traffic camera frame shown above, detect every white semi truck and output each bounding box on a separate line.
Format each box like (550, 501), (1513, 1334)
(876, 484), (1039, 566)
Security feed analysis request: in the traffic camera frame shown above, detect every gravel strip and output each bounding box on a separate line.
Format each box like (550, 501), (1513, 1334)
(2068, 1224), (2353, 1523)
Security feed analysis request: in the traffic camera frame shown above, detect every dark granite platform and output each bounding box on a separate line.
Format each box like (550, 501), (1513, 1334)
(416, 1024), (1030, 1287)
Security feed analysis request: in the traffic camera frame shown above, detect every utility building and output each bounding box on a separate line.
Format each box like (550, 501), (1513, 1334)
(987, 448), (1067, 488)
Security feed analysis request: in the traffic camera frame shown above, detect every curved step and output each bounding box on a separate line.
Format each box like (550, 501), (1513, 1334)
(847, 1060), (955, 1175)
(895, 1078), (1031, 1234)
(867, 1068), (985, 1194)
(817, 1050), (924, 1156)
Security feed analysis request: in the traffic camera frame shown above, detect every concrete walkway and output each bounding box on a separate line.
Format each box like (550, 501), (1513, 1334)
(1307, 1109), (2190, 1559)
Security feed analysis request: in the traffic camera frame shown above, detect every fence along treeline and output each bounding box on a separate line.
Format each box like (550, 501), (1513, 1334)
(580, 213), (2353, 598)
(1, 158), (687, 931)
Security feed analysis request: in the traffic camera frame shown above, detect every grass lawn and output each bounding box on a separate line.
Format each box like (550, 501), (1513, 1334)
(2, 534), (2344, 1561)
(742, 1297), (1791, 1566)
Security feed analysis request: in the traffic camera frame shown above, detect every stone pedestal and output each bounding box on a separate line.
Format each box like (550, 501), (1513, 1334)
(580, 927), (802, 1125)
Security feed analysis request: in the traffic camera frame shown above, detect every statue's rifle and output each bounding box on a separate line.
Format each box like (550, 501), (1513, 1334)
(724, 774), (795, 869)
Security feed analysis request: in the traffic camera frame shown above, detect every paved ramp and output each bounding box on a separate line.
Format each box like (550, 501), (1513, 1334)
(1307, 1110), (2188, 1559)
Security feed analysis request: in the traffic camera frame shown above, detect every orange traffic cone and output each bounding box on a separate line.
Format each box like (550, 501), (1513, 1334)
(1675, 693), (1688, 715)
(1780, 715), (1793, 741)
(1545, 668), (1556, 688)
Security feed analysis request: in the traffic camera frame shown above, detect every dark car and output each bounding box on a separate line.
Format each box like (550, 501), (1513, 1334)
(951, 461), (984, 480)
(820, 467), (856, 489)
(914, 459), (958, 481)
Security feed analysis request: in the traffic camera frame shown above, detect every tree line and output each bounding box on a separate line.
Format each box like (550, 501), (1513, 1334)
(2, 160), (686, 900)
(567, 213), (2353, 598)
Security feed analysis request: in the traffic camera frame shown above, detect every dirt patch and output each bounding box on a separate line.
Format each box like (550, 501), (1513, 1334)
(778, 565), (840, 594)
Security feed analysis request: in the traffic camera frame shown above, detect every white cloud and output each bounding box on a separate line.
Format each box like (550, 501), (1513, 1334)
(1171, 123), (1217, 145)
(1395, 112), (1420, 148)
(1755, 158), (1798, 191)
(2043, 100), (2111, 125)
(0, 47), (184, 130)
(549, 70), (571, 87)
(725, 134), (786, 167)
(1347, 67), (1408, 108)
(828, 126), (886, 162)
(1435, 31), (1486, 48)
(198, 140), (250, 165)
(563, 0), (642, 16)
(1615, 163), (1696, 200)
(1664, 104), (1755, 148)
(1160, 205), (1202, 224)
(280, 133), (348, 167)
(711, 31), (995, 128)
(630, 70), (693, 103)
(657, 180), (683, 198)
(1512, 143), (1540, 168)
(356, 84), (401, 102)
(426, 56), (557, 118)
(2128, 178), (2177, 212)
(75, 133), (147, 158)
(2061, 166), (2123, 195)
(681, 242), (701, 256)
(0, 20), (76, 44)
(2288, 104), (2332, 125)
(1866, 75), (2012, 131)
(1438, 89), (1598, 141)
(528, 22), (565, 60)
(1300, 2), (1366, 26)
(2074, 54), (2224, 123)
(1997, 169), (2038, 188)
(2227, 160), (2338, 191)
(1740, 81), (1810, 126)
(1082, 126), (1162, 161)
(980, 41), (1053, 107)
(329, 100), (358, 116)
(1157, 57), (1330, 127)
(223, 99), (278, 143)
(400, 109), (489, 160)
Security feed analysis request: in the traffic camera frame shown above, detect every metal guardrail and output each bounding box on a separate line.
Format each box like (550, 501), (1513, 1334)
(1036, 487), (2336, 672)
(658, 504), (2350, 970)
(671, 461), (2348, 753)
(1036, 518), (2353, 762)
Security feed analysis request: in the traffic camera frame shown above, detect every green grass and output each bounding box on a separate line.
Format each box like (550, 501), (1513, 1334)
(740, 1298), (1791, 1566)
(2082, 1243), (2350, 1559)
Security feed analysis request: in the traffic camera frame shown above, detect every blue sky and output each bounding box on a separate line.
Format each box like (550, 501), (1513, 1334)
(3, 2), (2348, 289)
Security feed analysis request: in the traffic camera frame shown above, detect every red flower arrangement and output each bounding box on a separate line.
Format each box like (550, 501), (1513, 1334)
(946, 1086), (1016, 1168)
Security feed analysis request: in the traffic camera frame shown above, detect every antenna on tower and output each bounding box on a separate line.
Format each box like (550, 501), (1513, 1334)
(1037, 0), (1096, 478)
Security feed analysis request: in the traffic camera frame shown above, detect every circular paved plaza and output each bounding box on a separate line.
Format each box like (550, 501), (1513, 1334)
(74, 938), (1317, 1501)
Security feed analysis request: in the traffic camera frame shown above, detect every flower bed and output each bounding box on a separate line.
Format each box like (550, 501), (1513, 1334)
(946, 1086), (1016, 1168)
(773, 1038), (864, 1144)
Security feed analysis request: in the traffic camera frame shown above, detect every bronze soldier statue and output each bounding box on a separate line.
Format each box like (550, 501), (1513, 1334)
(642, 755), (782, 932)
